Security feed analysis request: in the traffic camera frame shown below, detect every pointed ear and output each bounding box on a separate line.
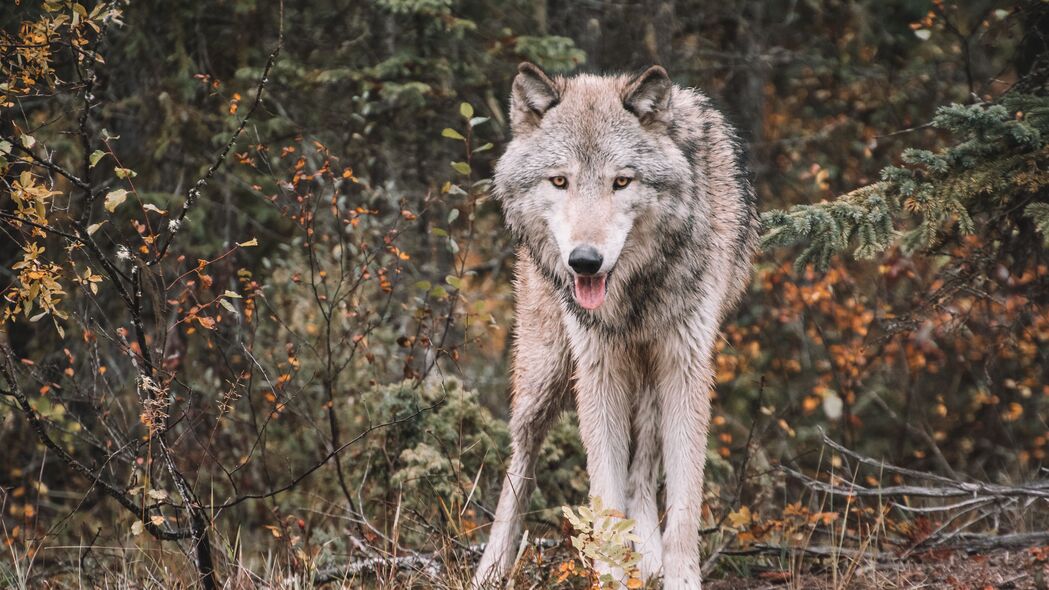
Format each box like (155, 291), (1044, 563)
(510, 62), (560, 134)
(622, 65), (672, 127)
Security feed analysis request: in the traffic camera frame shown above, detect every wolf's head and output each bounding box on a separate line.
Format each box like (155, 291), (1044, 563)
(495, 62), (694, 312)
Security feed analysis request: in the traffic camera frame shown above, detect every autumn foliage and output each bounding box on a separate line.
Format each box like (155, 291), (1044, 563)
(1, 1), (1048, 589)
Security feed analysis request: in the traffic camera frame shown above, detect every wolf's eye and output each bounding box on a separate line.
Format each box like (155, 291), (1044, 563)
(613, 176), (633, 190)
(550, 176), (568, 189)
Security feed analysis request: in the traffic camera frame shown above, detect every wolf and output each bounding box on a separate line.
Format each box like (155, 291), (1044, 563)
(472, 62), (758, 589)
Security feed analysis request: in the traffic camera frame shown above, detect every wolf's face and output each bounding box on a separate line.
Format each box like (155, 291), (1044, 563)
(495, 63), (691, 312)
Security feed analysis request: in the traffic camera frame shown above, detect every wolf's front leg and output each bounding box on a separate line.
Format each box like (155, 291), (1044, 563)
(473, 290), (571, 588)
(473, 372), (568, 587)
(473, 384), (569, 587)
(567, 320), (635, 585)
(654, 322), (717, 590)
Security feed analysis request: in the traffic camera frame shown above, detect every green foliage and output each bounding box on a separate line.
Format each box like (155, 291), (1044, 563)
(514, 36), (587, 72)
(375, 0), (453, 16)
(536, 415), (590, 509)
(761, 183), (895, 271)
(762, 95), (1049, 270)
(372, 379), (506, 502)
(341, 379), (586, 539)
(1028, 202), (1049, 246)
(562, 496), (643, 586)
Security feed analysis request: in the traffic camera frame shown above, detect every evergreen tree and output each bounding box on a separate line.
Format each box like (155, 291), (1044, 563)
(762, 94), (1049, 270)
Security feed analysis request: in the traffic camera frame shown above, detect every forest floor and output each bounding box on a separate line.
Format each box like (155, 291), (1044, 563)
(18, 543), (1049, 588)
(707, 547), (1046, 590)
(481, 542), (1049, 590)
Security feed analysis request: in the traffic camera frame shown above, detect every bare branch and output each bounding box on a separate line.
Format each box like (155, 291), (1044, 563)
(0, 346), (191, 541)
(213, 400), (444, 510)
(150, 0), (285, 266)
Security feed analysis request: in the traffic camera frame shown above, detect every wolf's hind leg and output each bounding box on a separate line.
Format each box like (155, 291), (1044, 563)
(629, 385), (663, 581)
(472, 297), (571, 588)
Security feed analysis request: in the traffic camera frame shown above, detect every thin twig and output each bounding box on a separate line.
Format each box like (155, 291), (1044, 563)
(150, 0), (285, 266)
(0, 348), (190, 541)
(212, 401), (444, 510)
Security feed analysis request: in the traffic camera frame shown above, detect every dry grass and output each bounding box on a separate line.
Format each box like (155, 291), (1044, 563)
(8, 518), (1049, 590)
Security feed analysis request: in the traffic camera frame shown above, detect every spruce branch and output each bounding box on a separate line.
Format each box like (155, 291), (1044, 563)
(761, 96), (1049, 270)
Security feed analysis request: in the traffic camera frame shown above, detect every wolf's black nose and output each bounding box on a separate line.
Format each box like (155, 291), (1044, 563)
(569, 246), (603, 275)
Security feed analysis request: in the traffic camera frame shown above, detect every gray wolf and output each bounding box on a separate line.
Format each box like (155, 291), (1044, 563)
(473, 62), (758, 589)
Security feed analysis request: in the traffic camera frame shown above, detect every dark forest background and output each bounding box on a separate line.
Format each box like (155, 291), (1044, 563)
(2, 1), (1048, 588)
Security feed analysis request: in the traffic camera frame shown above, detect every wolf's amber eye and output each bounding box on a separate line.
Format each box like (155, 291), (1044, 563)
(550, 176), (568, 189)
(613, 176), (633, 190)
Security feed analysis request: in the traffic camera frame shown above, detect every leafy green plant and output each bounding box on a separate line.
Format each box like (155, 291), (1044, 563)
(514, 36), (587, 72)
(562, 496), (644, 588)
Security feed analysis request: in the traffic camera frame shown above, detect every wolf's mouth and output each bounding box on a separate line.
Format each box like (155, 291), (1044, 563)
(573, 274), (607, 310)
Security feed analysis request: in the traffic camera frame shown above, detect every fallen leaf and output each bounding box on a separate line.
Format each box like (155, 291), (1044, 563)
(728, 506), (753, 528)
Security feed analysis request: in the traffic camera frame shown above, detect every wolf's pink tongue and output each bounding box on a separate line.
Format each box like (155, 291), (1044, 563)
(574, 275), (607, 310)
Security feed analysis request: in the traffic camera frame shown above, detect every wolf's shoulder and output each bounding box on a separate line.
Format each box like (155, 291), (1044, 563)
(667, 85), (739, 140)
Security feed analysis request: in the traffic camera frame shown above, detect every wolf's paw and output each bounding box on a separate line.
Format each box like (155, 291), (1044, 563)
(470, 565), (505, 590)
(472, 547), (511, 589)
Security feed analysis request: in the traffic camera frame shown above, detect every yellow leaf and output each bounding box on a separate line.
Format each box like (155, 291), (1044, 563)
(728, 506), (752, 529)
(150, 515), (166, 526)
(238, 238), (258, 247)
(104, 189), (128, 213)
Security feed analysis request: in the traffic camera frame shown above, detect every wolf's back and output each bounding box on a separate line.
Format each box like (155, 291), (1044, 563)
(667, 86), (760, 317)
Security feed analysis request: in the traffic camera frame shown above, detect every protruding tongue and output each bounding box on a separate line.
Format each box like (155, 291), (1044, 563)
(574, 275), (607, 310)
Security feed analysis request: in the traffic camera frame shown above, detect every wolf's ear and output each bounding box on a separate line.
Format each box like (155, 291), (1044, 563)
(511, 62), (560, 133)
(623, 65), (672, 127)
